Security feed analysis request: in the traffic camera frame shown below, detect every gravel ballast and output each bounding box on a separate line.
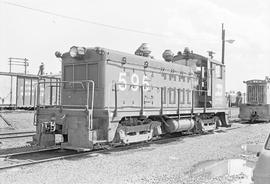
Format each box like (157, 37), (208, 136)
(0, 122), (269, 184)
(0, 111), (35, 133)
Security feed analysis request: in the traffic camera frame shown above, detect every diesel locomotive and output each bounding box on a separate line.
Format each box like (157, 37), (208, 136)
(33, 44), (230, 151)
(239, 77), (270, 122)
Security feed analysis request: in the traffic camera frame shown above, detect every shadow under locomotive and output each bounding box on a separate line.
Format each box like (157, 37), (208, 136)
(0, 127), (220, 167)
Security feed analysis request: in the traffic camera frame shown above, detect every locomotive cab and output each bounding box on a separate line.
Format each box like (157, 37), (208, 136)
(173, 52), (227, 109)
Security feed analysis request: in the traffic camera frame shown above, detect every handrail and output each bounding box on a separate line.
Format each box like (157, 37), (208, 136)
(36, 80), (95, 131)
(113, 82), (208, 117)
(86, 81), (95, 131)
(114, 82), (207, 92)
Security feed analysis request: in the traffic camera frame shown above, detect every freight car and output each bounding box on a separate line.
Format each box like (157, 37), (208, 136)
(33, 44), (230, 151)
(239, 77), (270, 122)
(0, 72), (60, 109)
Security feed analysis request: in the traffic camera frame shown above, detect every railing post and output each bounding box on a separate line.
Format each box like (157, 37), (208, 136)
(204, 90), (206, 113)
(34, 86), (36, 107)
(15, 77), (18, 107)
(177, 88), (180, 115)
(87, 81), (94, 131)
(114, 83), (118, 117)
(91, 81), (95, 112)
(37, 81), (40, 107)
(43, 80), (46, 105)
(30, 79), (33, 105)
(22, 78), (25, 106)
(55, 80), (58, 105)
(9, 58), (12, 106)
(86, 82), (89, 110)
(191, 90), (194, 119)
(140, 85), (144, 116)
(160, 87), (163, 115)
(58, 80), (61, 105)
(49, 79), (53, 105)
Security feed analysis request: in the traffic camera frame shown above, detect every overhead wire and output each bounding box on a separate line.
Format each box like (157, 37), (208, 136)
(0, 0), (224, 44)
(1, 0), (168, 38)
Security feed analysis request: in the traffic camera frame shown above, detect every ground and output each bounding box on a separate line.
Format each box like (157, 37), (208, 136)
(0, 122), (269, 184)
(0, 111), (35, 133)
(0, 111), (34, 150)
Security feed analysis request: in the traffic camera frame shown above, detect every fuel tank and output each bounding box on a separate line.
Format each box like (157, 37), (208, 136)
(165, 118), (195, 133)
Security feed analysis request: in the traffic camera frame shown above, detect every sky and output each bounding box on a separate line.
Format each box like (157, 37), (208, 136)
(0, 0), (269, 92)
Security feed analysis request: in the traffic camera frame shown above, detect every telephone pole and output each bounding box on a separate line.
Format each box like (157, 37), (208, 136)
(221, 23), (225, 64)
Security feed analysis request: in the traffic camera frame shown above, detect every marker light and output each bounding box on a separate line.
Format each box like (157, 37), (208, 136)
(69, 46), (78, 58)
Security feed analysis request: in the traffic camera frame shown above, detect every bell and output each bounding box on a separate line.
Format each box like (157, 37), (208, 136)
(162, 50), (174, 62)
(135, 43), (151, 57)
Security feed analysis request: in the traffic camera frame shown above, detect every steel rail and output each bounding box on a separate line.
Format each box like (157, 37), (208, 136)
(0, 147), (60, 157)
(0, 131), (35, 136)
(0, 131), (36, 139)
(0, 149), (93, 170)
(0, 123), (249, 170)
(0, 146), (120, 170)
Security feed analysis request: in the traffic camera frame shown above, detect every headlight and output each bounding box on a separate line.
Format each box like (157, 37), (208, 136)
(77, 47), (86, 55)
(69, 46), (78, 58)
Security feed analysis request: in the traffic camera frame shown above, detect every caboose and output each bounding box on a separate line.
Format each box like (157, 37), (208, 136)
(239, 77), (270, 122)
(33, 44), (229, 151)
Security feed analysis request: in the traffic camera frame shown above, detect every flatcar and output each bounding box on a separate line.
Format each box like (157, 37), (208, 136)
(33, 44), (230, 151)
(239, 77), (270, 122)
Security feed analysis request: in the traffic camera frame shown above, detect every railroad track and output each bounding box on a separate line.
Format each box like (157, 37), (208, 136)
(0, 123), (250, 170)
(0, 131), (36, 139)
(0, 143), (144, 171)
(0, 147), (94, 170)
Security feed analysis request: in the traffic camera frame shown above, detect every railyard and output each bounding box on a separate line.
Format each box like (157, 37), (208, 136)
(0, 43), (269, 184)
(0, 40), (269, 184)
(0, 111), (268, 184)
(1, 1), (270, 184)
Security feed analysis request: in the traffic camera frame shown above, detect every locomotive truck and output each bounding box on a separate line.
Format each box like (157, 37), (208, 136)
(33, 44), (230, 151)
